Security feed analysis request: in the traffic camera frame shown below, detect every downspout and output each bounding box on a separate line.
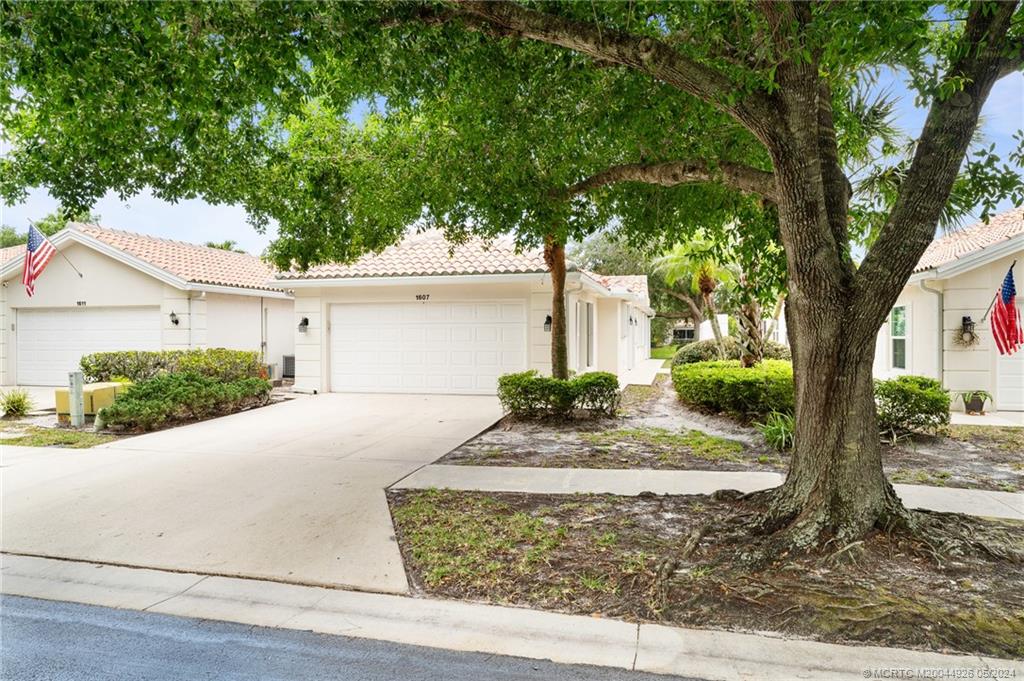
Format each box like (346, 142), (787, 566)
(919, 280), (943, 387)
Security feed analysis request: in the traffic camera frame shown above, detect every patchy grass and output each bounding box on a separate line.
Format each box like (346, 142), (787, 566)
(390, 489), (1024, 658)
(582, 427), (745, 463)
(890, 469), (953, 487)
(0, 426), (117, 449)
(946, 425), (1024, 452)
(619, 384), (659, 412)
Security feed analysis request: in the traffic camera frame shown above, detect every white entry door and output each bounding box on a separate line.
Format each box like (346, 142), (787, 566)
(996, 302), (1024, 411)
(16, 307), (162, 385)
(329, 301), (527, 394)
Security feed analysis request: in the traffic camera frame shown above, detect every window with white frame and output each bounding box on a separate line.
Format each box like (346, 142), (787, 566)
(890, 305), (907, 370)
(578, 301), (595, 368)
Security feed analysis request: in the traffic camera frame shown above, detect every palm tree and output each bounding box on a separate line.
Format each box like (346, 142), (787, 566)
(655, 239), (734, 359)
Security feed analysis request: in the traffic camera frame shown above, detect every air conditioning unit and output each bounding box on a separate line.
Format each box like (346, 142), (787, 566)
(283, 354), (296, 379)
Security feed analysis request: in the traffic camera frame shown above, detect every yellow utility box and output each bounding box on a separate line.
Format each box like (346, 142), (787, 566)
(55, 382), (129, 419)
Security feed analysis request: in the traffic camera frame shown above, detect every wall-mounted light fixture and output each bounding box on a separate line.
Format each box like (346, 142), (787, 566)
(298, 317), (309, 333)
(543, 315), (552, 332)
(169, 311), (179, 326)
(955, 315), (978, 347)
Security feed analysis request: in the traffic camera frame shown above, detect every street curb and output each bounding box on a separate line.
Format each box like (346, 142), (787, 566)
(3, 553), (1021, 680)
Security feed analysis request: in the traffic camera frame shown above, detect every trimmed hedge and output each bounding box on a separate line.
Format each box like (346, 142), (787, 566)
(81, 348), (264, 383)
(875, 375), (950, 436)
(99, 373), (272, 431)
(672, 338), (791, 366)
(497, 371), (620, 419)
(672, 360), (794, 419)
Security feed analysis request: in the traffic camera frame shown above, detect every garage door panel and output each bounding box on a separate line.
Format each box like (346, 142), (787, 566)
(997, 303), (1023, 411)
(329, 301), (526, 395)
(16, 307), (162, 386)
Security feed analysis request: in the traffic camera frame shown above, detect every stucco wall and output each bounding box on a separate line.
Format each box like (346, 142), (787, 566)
(1, 243), (167, 384)
(873, 247), (1023, 411)
(0, 242), (295, 384)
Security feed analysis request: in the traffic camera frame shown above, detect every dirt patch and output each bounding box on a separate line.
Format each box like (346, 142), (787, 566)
(441, 377), (1024, 492)
(440, 376), (784, 472)
(886, 426), (1024, 493)
(389, 488), (1024, 658)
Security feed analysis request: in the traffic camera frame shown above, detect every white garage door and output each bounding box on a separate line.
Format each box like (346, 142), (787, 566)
(996, 302), (1024, 411)
(329, 301), (527, 394)
(16, 307), (162, 386)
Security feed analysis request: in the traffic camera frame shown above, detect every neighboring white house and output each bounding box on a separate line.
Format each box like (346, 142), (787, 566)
(872, 206), (1024, 412)
(272, 230), (654, 395)
(0, 223), (294, 386)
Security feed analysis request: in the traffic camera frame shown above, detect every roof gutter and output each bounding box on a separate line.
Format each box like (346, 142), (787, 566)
(269, 272), (554, 289)
(918, 280), (944, 387)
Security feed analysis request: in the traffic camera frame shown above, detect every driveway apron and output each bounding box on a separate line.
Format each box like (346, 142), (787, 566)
(1, 394), (502, 594)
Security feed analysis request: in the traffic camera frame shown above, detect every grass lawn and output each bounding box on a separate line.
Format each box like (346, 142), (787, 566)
(0, 425), (117, 448)
(390, 488), (1024, 659)
(650, 345), (677, 368)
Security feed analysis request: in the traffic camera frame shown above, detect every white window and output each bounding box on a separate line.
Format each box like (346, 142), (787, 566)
(578, 301), (595, 369)
(890, 306), (907, 370)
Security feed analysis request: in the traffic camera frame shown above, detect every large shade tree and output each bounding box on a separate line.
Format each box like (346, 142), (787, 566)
(3, 1), (1022, 551)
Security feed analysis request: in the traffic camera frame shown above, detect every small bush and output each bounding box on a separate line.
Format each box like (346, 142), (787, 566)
(875, 375), (950, 437)
(755, 411), (795, 451)
(672, 360), (794, 419)
(497, 370), (620, 419)
(672, 338), (791, 366)
(99, 373), (272, 431)
(1, 388), (34, 418)
(81, 348), (263, 383)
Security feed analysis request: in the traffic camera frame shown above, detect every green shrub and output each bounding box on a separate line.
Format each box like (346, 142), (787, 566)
(755, 411), (795, 451)
(99, 373), (272, 431)
(672, 360), (794, 419)
(672, 338), (791, 366)
(1, 388), (34, 418)
(875, 375), (950, 436)
(81, 348), (263, 383)
(497, 370), (620, 419)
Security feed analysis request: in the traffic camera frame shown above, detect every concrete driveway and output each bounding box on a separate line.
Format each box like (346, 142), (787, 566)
(1, 394), (502, 593)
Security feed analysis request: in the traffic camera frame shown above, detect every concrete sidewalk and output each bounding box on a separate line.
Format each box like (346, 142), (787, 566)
(4, 553), (1019, 681)
(393, 465), (1024, 520)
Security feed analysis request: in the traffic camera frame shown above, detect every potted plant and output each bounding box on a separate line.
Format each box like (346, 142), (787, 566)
(957, 390), (993, 415)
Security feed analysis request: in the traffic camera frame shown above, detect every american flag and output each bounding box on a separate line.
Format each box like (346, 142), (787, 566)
(991, 263), (1023, 356)
(22, 224), (56, 297)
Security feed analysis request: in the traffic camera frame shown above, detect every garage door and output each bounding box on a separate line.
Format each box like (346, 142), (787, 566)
(16, 307), (162, 386)
(996, 302), (1024, 411)
(329, 301), (527, 394)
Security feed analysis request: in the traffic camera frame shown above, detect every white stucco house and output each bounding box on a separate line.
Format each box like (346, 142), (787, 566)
(873, 206), (1024, 412)
(271, 231), (654, 395)
(0, 223), (294, 386)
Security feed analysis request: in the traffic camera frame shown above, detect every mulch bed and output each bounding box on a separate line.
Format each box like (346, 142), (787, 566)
(439, 377), (1024, 492)
(388, 488), (1024, 659)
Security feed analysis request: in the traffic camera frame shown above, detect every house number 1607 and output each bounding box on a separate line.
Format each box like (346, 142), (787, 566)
(415, 294), (430, 301)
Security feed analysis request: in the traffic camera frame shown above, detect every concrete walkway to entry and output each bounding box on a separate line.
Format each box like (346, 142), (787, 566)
(393, 465), (1024, 521)
(1, 393), (503, 594)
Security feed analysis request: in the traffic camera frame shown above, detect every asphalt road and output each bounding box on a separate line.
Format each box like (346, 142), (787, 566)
(1, 596), (692, 681)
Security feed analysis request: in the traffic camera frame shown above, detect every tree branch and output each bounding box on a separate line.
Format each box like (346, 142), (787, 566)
(853, 0), (1020, 337)
(448, 1), (782, 138)
(653, 284), (705, 322)
(565, 160), (777, 201)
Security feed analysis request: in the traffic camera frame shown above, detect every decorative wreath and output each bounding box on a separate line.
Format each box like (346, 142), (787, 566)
(952, 327), (980, 348)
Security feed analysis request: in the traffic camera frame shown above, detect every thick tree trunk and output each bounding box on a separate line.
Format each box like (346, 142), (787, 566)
(544, 235), (569, 380)
(764, 316), (908, 546)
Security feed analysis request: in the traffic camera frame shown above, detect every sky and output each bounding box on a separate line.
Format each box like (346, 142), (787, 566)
(1, 72), (1021, 255)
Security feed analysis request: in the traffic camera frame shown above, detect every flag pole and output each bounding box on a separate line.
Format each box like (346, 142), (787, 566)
(28, 220), (83, 278)
(979, 259), (1016, 323)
